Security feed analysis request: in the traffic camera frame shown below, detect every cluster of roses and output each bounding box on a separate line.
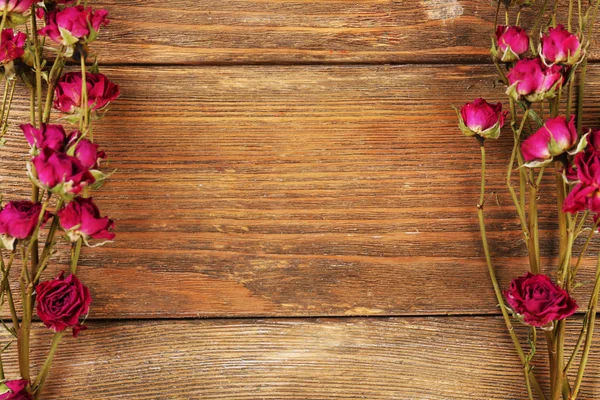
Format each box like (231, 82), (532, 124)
(0, 0), (119, 398)
(457, 22), (588, 329)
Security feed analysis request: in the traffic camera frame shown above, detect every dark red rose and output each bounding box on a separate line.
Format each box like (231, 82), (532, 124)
(504, 273), (578, 327)
(30, 148), (95, 196)
(0, 379), (31, 400)
(58, 197), (115, 244)
(20, 123), (67, 153)
(36, 272), (91, 337)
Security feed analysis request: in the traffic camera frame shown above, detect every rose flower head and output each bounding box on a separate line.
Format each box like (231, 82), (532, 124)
(0, 0), (35, 27)
(0, 29), (25, 64)
(54, 72), (120, 115)
(506, 57), (563, 103)
(504, 272), (578, 327)
(492, 25), (529, 62)
(540, 24), (583, 66)
(0, 201), (48, 249)
(29, 148), (95, 197)
(521, 115), (585, 167)
(39, 5), (108, 50)
(0, 379), (31, 400)
(72, 138), (106, 170)
(456, 98), (505, 140)
(58, 197), (115, 245)
(563, 149), (600, 214)
(36, 272), (91, 337)
(20, 123), (67, 154)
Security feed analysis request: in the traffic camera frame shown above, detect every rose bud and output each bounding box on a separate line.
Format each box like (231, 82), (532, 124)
(0, 29), (25, 64)
(506, 57), (563, 103)
(0, 379), (31, 400)
(521, 116), (585, 167)
(30, 148), (95, 196)
(54, 72), (120, 115)
(39, 5), (108, 48)
(73, 139), (106, 170)
(36, 272), (91, 337)
(504, 272), (578, 327)
(20, 123), (67, 154)
(58, 197), (115, 245)
(456, 98), (505, 140)
(563, 150), (600, 213)
(0, 201), (48, 249)
(492, 25), (529, 62)
(540, 24), (583, 66)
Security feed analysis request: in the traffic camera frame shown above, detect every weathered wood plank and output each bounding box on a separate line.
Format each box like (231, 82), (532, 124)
(2, 64), (600, 318)
(90, 0), (600, 65)
(2, 317), (595, 399)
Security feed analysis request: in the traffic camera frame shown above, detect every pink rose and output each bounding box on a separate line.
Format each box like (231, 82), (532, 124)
(58, 197), (115, 244)
(74, 139), (106, 170)
(20, 123), (67, 153)
(30, 149), (95, 195)
(563, 150), (600, 213)
(0, 201), (47, 249)
(39, 5), (108, 46)
(505, 273), (578, 327)
(506, 57), (563, 102)
(54, 72), (120, 114)
(0, 0), (35, 14)
(456, 98), (505, 140)
(494, 25), (529, 62)
(540, 24), (582, 66)
(36, 272), (91, 337)
(0, 29), (25, 65)
(521, 116), (578, 164)
(0, 379), (31, 400)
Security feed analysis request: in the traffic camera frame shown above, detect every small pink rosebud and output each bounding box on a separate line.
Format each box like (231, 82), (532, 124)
(58, 197), (114, 244)
(540, 24), (582, 66)
(521, 116), (578, 165)
(0, 200), (48, 249)
(30, 149), (95, 195)
(39, 5), (108, 47)
(74, 138), (106, 170)
(506, 57), (563, 103)
(0, 379), (31, 400)
(54, 72), (120, 115)
(456, 98), (505, 139)
(0, 29), (25, 65)
(20, 123), (67, 153)
(493, 25), (529, 62)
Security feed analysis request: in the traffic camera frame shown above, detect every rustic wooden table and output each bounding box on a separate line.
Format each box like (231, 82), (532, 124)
(1, 0), (599, 398)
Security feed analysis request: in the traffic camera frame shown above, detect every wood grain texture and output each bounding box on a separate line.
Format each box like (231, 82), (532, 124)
(2, 64), (600, 318)
(90, 0), (600, 65)
(0, 317), (592, 399)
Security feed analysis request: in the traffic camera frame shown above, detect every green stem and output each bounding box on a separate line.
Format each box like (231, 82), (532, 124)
(552, 320), (566, 400)
(80, 55), (89, 134)
(70, 239), (82, 275)
(42, 48), (65, 124)
(32, 332), (64, 399)
(33, 199), (64, 285)
(569, 0), (574, 31)
(576, 60), (587, 137)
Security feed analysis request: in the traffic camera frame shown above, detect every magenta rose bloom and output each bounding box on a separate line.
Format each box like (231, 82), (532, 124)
(540, 24), (582, 66)
(74, 139), (106, 170)
(36, 272), (91, 337)
(505, 273), (578, 327)
(39, 5), (108, 47)
(506, 57), (563, 103)
(30, 149), (95, 195)
(563, 149), (600, 213)
(456, 98), (505, 140)
(20, 123), (67, 153)
(0, 0), (35, 14)
(494, 25), (529, 62)
(0, 201), (47, 249)
(54, 72), (120, 114)
(521, 116), (579, 166)
(58, 197), (115, 244)
(0, 29), (25, 65)
(0, 379), (31, 400)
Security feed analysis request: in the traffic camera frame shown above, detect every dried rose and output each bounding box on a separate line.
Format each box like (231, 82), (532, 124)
(54, 72), (120, 115)
(0, 201), (47, 249)
(456, 98), (505, 140)
(540, 24), (583, 66)
(521, 116), (584, 167)
(0, 379), (31, 400)
(58, 197), (114, 245)
(493, 25), (529, 62)
(30, 148), (95, 196)
(20, 123), (67, 153)
(506, 57), (563, 103)
(39, 5), (108, 47)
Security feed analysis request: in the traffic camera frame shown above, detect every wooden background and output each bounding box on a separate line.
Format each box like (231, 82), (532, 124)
(3, 0), (600, 398)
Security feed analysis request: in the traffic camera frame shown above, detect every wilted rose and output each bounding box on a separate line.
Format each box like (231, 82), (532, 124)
(0, 0), (35, 14)
(0, 29), (25, 65)
(521, 116), (579, 166)
(30, 149), (95, 195)
(73, 139), (106, 170)
(505, 272), (578, 327)
(0, 201), (47, 249)
(20, 123), (67, 153)
(39, 5), (108, 46)
(540, 24), (582, 66)
(506, 57), (563, 103)
(0, 379), (31, 400)
(493, 25), (529, 62)
(456, 98), (505, 140)
(54, 72), (120, 114)
(563, 149), (600, 213)
(58, 197), (114, 244)
(36, 272), (91, 337)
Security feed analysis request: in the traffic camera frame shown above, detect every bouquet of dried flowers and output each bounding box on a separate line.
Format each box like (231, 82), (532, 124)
(0, 0), (119, 398)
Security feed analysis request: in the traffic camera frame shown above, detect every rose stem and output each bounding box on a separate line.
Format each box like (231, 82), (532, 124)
(569, 0), (574, 32)
(80, 55), (89, 135)
(477, 140), (545, 399)
(570, 253), (600, 400)
(70, 239), (82, 275)
(32, 331), (64, 399)
(0, 250), (18, 331)
(32, 198), (64, 285)
(42, 47), (65, 124)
